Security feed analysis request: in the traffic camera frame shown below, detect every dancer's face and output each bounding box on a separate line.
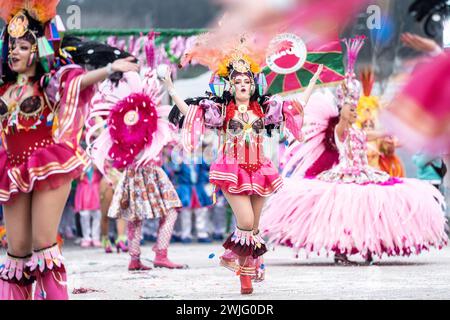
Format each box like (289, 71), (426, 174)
(9, 38), (35, 74)
(341, 103), (358, 124)
(233, 74), (252, 101)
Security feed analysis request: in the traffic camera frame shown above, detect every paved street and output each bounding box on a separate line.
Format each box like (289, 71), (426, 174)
(3, 241), (448, 300)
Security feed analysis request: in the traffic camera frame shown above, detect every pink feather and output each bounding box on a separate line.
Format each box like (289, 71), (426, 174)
(108, 92), (158, 169)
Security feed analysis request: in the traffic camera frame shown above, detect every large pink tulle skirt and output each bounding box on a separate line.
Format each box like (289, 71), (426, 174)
(261, 177), (448, 258)
(209, 154), (283, 197)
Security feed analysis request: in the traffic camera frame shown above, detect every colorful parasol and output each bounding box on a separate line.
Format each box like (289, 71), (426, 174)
(262, 38), (345, 95)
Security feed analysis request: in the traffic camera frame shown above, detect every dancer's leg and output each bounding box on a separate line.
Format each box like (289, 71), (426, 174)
(222, 192), (254, 231)
(79, 210), (92, 245)
(153, 209), (185, 269)
(222, 191), (256, 294)
(100, 179), (112, 239)
(0, 193), (34, 300)
(31, 182), (71, 252)
(179, 208), (193, 241)
(194, 207), (211, 240)
(250, 195), (265, 233)
(91, 210), (102, 245)
(2, 193), (32, 256)
(127, 220), (150, 270)
(31, 182), (72, 300)
(250, 195), (267, 281)
(155, 210), (178, 251)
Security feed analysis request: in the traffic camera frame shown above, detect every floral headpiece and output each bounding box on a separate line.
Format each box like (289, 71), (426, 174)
(336, 35), (366, 110)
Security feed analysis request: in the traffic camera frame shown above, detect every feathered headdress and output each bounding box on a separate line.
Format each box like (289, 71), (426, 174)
(336, 35), (366, 109)
(0, 0), (64, 77)
(86, 71), (176, 178)
(356, 67), (380, 128)
(0, 0), (59, 24)
(180, 32), (267, 97)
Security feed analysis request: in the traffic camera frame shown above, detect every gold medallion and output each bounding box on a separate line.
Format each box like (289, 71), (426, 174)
(8, 11), (29, 39)
(238, 104), (248, 113)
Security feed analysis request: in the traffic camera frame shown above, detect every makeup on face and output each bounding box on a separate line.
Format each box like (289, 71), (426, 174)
(232, 74), (252, 100)
(9, 38), (34, 73)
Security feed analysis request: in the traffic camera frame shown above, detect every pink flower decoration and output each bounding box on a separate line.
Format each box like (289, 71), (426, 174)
(107, 92), (158, 169)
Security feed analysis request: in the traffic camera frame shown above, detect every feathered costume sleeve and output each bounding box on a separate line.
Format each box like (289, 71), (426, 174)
(46, 65), (95, 148)
(264, 95), (304, 141)
(281, 90), (340, 179)
(86, 70), (176, 179)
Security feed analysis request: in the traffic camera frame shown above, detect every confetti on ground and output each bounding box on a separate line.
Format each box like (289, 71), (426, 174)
(72, 288), (105, 294)
(208, 253), (215, 259)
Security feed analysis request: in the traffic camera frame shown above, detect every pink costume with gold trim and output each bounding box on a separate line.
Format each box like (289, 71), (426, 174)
(182, 96), (303, 199)
(0, 65), (94, 204)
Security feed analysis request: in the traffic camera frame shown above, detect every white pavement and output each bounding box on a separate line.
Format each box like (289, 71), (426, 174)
(3, 243), (450, 300)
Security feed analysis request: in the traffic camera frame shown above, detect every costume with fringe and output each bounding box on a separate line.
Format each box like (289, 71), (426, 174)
(0, 2), (94, 204)
(86, 71), (181, 221)
(260, 37), (448, 260)
(0, 1), (95, 300)
(87, 67), (184, 269)
(174, 44), (304, 266)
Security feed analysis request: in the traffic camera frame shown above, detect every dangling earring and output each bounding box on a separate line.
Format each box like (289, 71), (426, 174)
(250, 84), (255, 96)
(27, 52), (36, 67)
(27, 45), (37, 67)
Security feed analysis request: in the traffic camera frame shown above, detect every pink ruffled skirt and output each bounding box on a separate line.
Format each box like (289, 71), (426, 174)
(261, 177), (448, 258)
(0, 143), (87, 204)
(209, 154), (283, 197)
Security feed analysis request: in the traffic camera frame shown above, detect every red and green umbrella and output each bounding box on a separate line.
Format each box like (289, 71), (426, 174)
(262, 40), (345, 95)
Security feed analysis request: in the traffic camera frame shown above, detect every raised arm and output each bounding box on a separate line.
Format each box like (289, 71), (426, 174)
(79, 57), (140, 91)
(161, 69), (189, 115)
(302, 64), (323, 106)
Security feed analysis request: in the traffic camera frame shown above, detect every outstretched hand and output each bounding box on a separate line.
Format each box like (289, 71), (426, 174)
(314, 64), (324, 79)
(161, 68), (175, 90)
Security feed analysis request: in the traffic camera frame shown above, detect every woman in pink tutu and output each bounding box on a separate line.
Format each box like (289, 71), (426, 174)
(260, 36), (448, 265)
(0, 1), (139, 300)
(163, 35), (321, 294)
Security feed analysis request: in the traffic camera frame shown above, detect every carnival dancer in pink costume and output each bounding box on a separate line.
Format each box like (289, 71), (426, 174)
(0, 1), (139, 300)
(260, 37), (448, 265)
(87, 70), (185, 271)
(163, 34), (322, 294)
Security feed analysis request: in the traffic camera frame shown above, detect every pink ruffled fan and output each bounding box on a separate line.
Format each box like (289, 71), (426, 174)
(86, 71), (175, 177)
(107, 92), (158, 168)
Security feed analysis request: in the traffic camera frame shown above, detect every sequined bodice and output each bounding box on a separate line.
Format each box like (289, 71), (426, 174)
(221, 116), (266, 171)
(0, 83), (50, 133)
(0, 88), (56, 166)
(227, 118), (264, 135)
(0, 96), (43, 117)
(317, 126), (391, 184)
(335, 126), (369, 172)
